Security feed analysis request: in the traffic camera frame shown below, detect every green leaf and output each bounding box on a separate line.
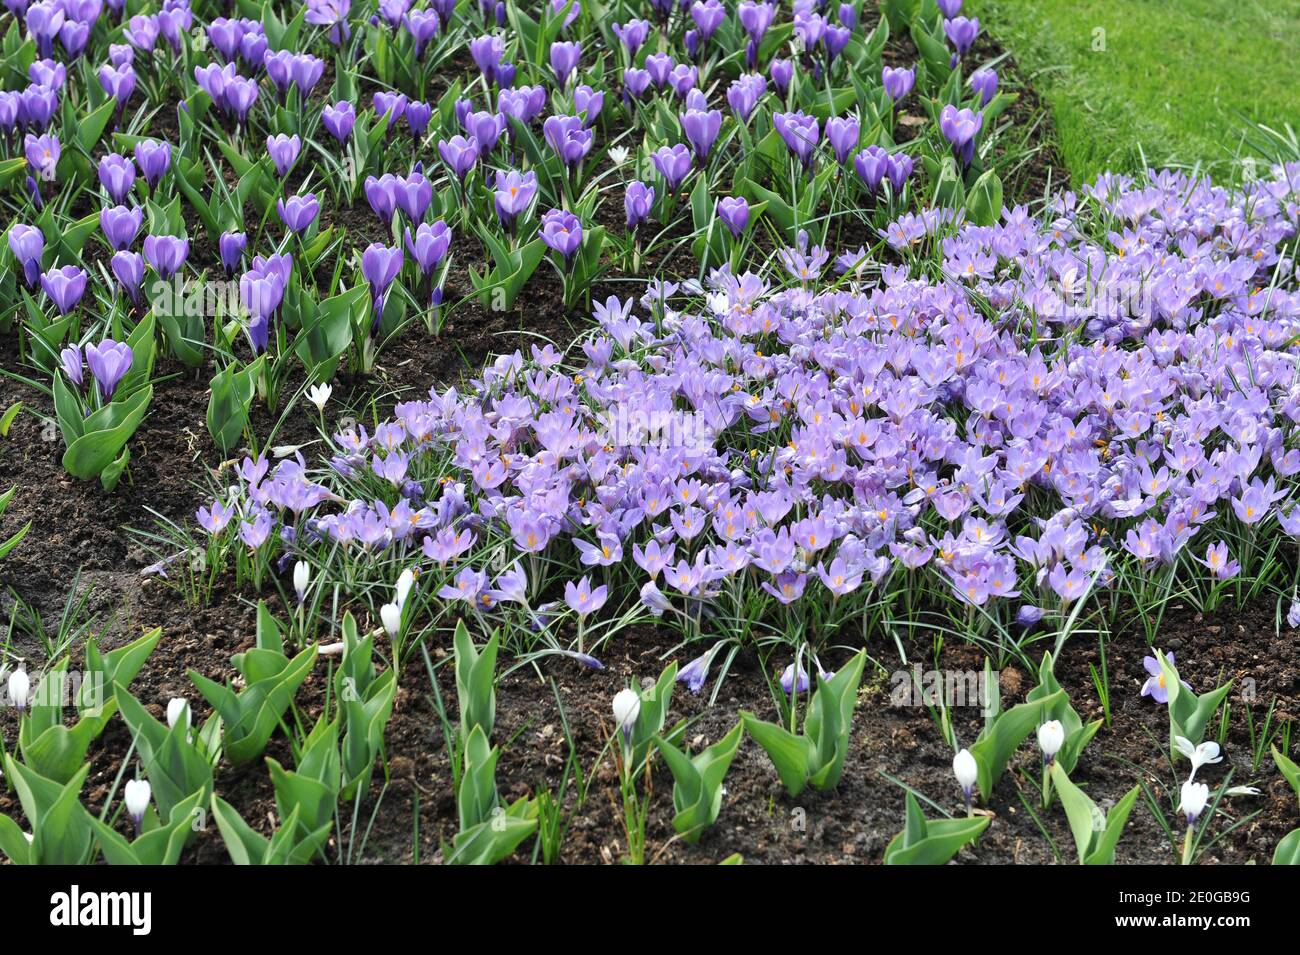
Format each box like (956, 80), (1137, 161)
(741, 712), (813, 796)
(969, 688), (1066, 801)
(883, 792), (989, 864)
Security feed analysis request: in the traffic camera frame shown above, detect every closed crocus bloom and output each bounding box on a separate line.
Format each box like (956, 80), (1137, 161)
(939, 104), (982, 165)
(937, 0), (962, 16)
(277, 192), (320, 234)
(717, 196), (748, 237)
(364, 173), (399, 220)
(549, 39), (581, 87)
(395, 567), (415, 608)
(362, 242), (403, 295)
(166, 697), (190, 730)
(224, 75), (259, 124)
(394, 172), (433, 221)
(773, 110), (819, 166)
(111, 250), (145, 305)
(322, 100), (356, 141)
(970, 68), (998, 107)
(40, 264), (87, 314)
(624, 180), (654, 228)
(380, 601), (401, 638)
(681, 107), (721, 159)
(1037, 719), (1064, 762)
(881, 64), (915, 103)
(650, 143), (692, 191)
(853, 144), (889, 192)
(29, 58), (66, 90)
(405, 99), (433, 138)
(573, 84), (603, 126)
(944, 15), (979, 57)
(825, 115), (860, 164)
(373, 90), (407, 128)
(266, 133), (301, 177)
(1179, 780), (1209, 825)
(134, 139), (170, 187)
(403, 220), (452, 274)
(97, 153), (136, 203)
(7, 667), (29, 713)
(264, 49), (294, 95)
(612, 687), (640, 740)
(60, 343), (83, 386)
(290, 53), (325, 94)
(953, 748), (978, 799)
(99, 204), (142, 251)
(85, 338), (133, 399)
(124, 778), (151, 828)
(542, 114), (592, 166)
(8, 223), (45, 286)
(219, 230), (246, 275)
(769, 57), (793, 97)
(98, 62), (135, 103)
(293, 559), (311, 602)
(143, 234), (189, 279)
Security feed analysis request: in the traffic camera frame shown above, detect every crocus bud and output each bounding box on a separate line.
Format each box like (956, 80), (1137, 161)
(1179, 780), (1209, 825)
(953, 748), (977, 799)
(1037, 719), (1064, 762)
(8, 668), (29, 714)
(396, 568), (415, 609)
(124, 778), (151, 829)
(380, 602), (401, 638)
(293, 560), (310, 603)
(166, 697), (190, 730)
(612, 687), (640, 742)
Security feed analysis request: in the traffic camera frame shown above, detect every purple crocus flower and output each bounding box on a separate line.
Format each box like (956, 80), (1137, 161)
(40, 264), (87, 314)
(305, 0), (352, 45)
(886, 152), (914, 192)
(322, 101), (356, 142)
(404, 8), (440, 59)
(437, 135), (479, 181)
(563, 575), (607, 616)
(881, 65), (915, 103)
(493, 169), (537, 225)
(650, 143), (693, 192)
(681, 107), (722, 159)
(853, 145), (889, 193)
(8, 224), (44, 287)
(60, 343), (83, 386)
(717, 196), (749, 237)
(573, 84), (603, 127)
(625, 180), (654, 228)
(98, 63), (135, 104)
(970, 68), (998, 107)
(134, 139), (170, 187)
(538, 208), (582, 261)
(549, 40), (581, 87)
(937, 0), (962, 16)
(405, 100), (433, 139)
(361, 242), (403, 326)
(469, 33), (504, 79)
(944, 16), (979, 59)
(612, 19), (649, 57)
(779, 658), (810, 695)
(266, 133), (301, 177)
(769, 57), (794, 97)
(110, 250), (144, 305)
(403, 220), (451, 275)
(939, 104), (982, 165)
(461, 109), (503, 156)
(143, 234), (189, 280)
(394, 172), (433, 222)
(21, 84), (58, 132)
(365, 174), (399, 221)
(224, 76), (259, 125)
(277, 193), (320, 234)
(825, 115), (860, 164)
(97, 153), (136, 204)
(29, 58), (65, 90)
(773, 111), (820, 167)
(85, 339), (134, 399)
(219, 231), (247, 275)
(24, 132), (60, 180)
(542, 114), (592, 166)
(99, 204), (142, 251)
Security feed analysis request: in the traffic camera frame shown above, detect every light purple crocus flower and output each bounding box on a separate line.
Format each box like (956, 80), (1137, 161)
(538, 208), (582, 261)
(40, 264), (86, 314)
(85, 338), (134, 399)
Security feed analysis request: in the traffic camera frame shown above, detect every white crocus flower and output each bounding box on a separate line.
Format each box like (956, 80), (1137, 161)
(8, 668), (29, 714)
(166, 697), (190, 731)
(612, 688), (641, 742)
(1174, 736), (1222, 778)
(953, 748), (978, 797)
(124, 779), (152, 829)
(306, 382), (332, 413)
(293, 560), (311, 604)
(395, 568), (415, 610)
(1179, 780), (1209, 825)
(380, 602), (402, 638)
(1037, 719), (1065, 762)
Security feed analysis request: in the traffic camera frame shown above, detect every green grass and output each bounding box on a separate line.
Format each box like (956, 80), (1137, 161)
(970, 0), (1300, 184)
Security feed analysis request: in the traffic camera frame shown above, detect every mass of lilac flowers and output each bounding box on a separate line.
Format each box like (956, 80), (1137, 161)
(199, 161), (1300, 646)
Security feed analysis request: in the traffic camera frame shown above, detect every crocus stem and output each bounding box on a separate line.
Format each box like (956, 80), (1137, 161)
(1181, 826), (1194, 866)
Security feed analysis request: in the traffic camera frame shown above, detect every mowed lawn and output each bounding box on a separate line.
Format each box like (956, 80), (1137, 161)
(971, 0), (1300, 183)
